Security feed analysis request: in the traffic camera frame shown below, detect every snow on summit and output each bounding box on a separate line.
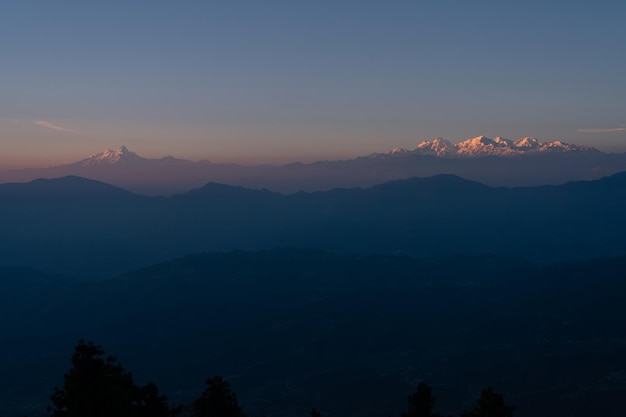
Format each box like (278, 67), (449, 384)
(514, 137), (541, 149)
(415, 137), (456, 157)
(393, 136), (595, 158)
(75, 137), (598, 170)
(79, 146), (143, 166)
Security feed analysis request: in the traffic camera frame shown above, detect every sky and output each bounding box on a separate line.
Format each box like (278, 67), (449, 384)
(1, 1), (625, 168)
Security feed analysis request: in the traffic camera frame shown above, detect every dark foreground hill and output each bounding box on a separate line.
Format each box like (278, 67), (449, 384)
(1, 173), (626, 278)
(2, 249), (626, 417)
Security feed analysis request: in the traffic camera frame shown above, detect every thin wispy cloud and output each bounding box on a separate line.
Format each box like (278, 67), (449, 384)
(577, 127), (626, 134)
(33, 120), (76, 133)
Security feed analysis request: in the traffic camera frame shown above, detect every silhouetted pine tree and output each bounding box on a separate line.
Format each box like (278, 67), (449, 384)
(48, 340), (172, 417)
(136, 382), (176, 417)
(401, 383), (444, 417)
(192, 376), (243, 417)
(310, 408), (321, 417)
(460, 387), (514, 417)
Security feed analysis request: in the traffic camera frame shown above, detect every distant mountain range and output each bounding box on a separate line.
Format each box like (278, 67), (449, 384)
(1, 136), (624, 194)
(1, 172), (625, 278)
(387, 135), (596, 157)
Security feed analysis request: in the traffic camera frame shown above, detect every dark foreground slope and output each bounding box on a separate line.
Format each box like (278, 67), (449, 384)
(1, 173), (626, 278)
(2, 250), (626, 417)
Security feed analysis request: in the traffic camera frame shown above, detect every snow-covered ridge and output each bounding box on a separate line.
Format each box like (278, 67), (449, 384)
(385, 136), (596, 158)
(79, 146), (144, 166)
(78, 137), (598, 169)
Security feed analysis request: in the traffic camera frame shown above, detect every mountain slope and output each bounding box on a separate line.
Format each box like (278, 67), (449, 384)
(1, 173), (626, 278)
(0, 175), (139, 199)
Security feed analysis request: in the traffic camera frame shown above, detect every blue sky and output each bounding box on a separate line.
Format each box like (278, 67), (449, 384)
(1, 1), (625, 167)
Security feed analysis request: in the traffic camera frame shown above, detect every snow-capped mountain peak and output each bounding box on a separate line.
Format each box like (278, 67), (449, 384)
(389, 136), (598, 158)
(493, 136), (513, 146)
(79, 146), (143, 166)
(456, 135), (513, 156)
(415, 137), (455, 156)
(514, 137), (540, 149)
(538, 140), (581, 152)
(389, 147), (410, 154)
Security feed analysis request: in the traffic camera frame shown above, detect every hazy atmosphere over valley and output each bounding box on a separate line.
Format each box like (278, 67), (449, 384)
(1, 2), (626, 417)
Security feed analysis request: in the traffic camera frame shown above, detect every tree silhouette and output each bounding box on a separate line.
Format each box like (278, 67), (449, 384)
(310, 408), (321, 417)
(49, 340), (172, 417)
(136, 382), (175, 417)
(461, 387), (514, 417)
(401, 382), (443, 417)
(192, 375), (244, 417)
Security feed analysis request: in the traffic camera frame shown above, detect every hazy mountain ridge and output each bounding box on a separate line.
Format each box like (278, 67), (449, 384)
(1, 172), (626, 278)
(1, 137), (624, 194)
